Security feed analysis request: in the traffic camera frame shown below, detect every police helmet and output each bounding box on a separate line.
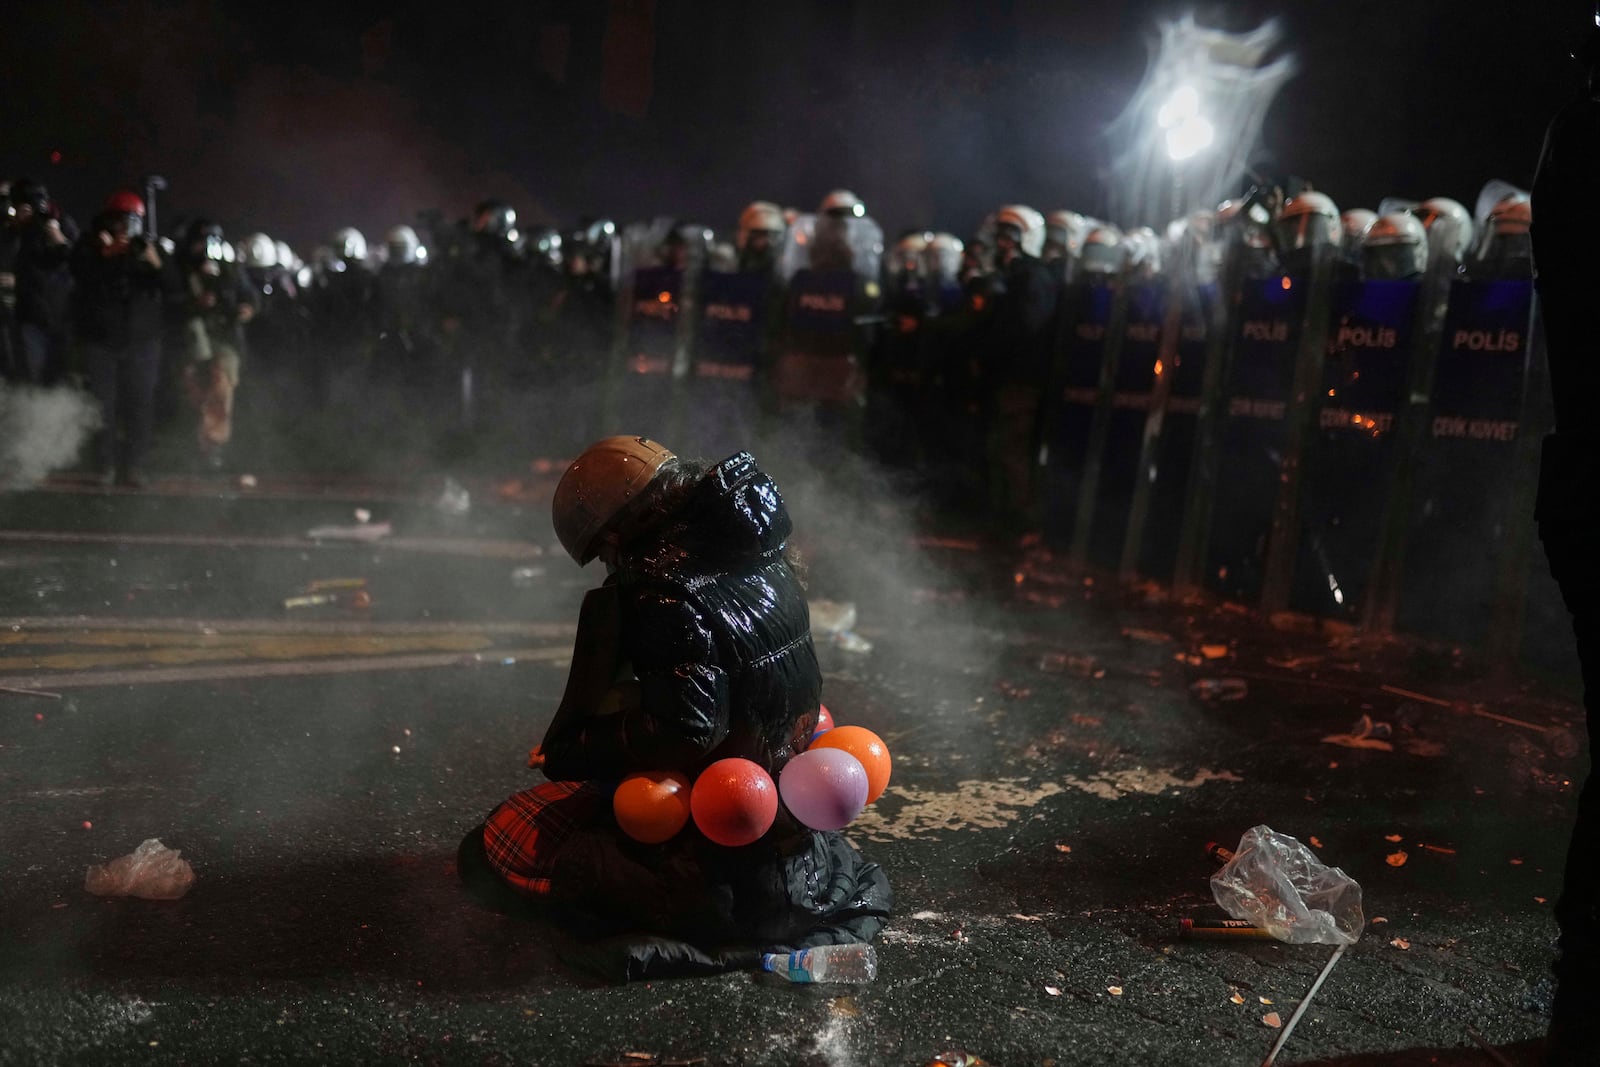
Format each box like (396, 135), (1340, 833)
(1412, 197), (1474, 262)
(1360, 212), (1428, 280)
(331, 226), (368, 262)
(239, 232), (277, 268)
(386, 225), (421, 265)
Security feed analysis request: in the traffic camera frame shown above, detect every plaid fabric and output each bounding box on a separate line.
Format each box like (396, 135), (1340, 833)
(481, 780), (609, 898)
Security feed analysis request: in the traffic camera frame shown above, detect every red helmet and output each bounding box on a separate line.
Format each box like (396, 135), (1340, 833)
(105, 190), (145, 216)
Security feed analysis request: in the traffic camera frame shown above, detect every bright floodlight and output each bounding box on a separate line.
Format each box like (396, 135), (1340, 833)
(1166, 114), (1215, 161)
(1157, 86), (1201, 129)
(1104, 15), (1295, 227)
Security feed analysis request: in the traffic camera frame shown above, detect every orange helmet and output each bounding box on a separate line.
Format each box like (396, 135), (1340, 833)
(551, 436), (678, 565)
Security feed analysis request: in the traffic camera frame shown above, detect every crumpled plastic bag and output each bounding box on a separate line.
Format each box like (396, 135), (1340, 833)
(1210, 825), (1362, 945)
(84, 838), (196, 900)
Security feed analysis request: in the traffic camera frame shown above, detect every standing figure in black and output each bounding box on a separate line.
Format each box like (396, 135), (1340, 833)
(71, 191), (180, 487)
(1530, 17), (1600, 1066)
(7, 178), (77, 385)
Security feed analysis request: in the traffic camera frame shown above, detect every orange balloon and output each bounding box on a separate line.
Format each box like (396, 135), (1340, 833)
(810, 725), (891, 803)
(612, 770), (693, 844)
(690, 758), (778, 847)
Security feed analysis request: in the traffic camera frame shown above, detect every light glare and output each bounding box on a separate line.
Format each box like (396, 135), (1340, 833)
(1165, 115), (1215, 161)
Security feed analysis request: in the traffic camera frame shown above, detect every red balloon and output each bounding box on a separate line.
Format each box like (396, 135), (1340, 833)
(613, 770), (693, 844)
(809, 725), (892, 803)
(815, 705), (835, 733)
(690, 758), (778, 847)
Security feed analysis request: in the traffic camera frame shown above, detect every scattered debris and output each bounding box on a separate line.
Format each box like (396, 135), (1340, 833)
(1107, 986), (1123, 996)
(306, 578), (368, 592)
(1386, 851), (1409, 868)
(1259, 997), (1273, 1005)
(236, 473), (258, 488)
(1190, 677), (1249, 702)
(1121, 627), (1172, 644)
(1211, 826), (1364, 944)
(84, 839), (194, 900)
(1230, 991), (1246, 1005)
(1199, 643), (1230, 660)
(1464, 1025), (1518, 1067)
(285, 589), (371, 611)
(1262, 1012), (1282, 1028)
(1038, 653), (1100, 677)
(924, 1052), (988, 1067)
(1266, 654), (1324, 670)
(1371, 917), (1388, 924)
(1390, 937), (1411, 950)
(1261, 944), (1348, 1066)
(1416, 843), (1456, 856)
(1322, 715), (1394, 751)
(306, 521), (392, 542)
(436, 478), (471, 515)
(1055, 844), (1072, 853)
(1384, 834), (1403, 843)
(809, 599), (873, 654)
(353, 508), (372, 523)
(0, 685), (62, 700)
(1044, 985), (1061, 996)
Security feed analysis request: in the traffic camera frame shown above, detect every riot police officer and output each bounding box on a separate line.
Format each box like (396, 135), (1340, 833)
(1359, 213), (1428, 281)
(736, 201), (786, 277)
(983, 204), (1057, 534)
(1472, 191), (1533, 280)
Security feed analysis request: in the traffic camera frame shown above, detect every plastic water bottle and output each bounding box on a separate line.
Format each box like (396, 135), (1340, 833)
(760, 943), (878, 983)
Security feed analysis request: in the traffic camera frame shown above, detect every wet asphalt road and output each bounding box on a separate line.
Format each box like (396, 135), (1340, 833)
(0, 467), (1584, 1067)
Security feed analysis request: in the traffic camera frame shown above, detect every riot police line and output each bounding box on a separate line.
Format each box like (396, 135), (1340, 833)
(2, 174), (1565, 666)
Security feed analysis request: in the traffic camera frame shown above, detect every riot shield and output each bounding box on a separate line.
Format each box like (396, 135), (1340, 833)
(1081, 281), (1165, 570)
(1134, 282), (1217, 581)
(686, 267), (774, 459)
(1039, 279), (1121, 548)
(1202, 275), (1307, 603)
(1395, 278), (1534, 645)
(1288, 278), (1422, 617)
(603, 218), (686, 441)
(868, 262), (933, 469)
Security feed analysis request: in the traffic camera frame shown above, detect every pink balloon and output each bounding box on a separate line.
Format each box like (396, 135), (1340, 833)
(779, 748), (869, 831)
(816, 705), (835, 732)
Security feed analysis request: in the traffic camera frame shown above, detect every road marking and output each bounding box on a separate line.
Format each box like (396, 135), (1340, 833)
(0, 646), (570, 690)
(1, 616), (573, 637)
(0, 530), (545, 560)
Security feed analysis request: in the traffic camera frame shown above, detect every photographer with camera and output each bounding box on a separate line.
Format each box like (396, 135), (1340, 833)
(7, 177), (78, 385)
(70, 190), (180, 488)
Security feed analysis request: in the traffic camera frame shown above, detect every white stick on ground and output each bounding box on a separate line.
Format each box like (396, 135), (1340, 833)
(1261, 943), (1347, 1067)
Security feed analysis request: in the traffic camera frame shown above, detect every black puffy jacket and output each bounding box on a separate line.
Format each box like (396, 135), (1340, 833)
(539, 451), (821, 781)
(534, 452), (891, 975)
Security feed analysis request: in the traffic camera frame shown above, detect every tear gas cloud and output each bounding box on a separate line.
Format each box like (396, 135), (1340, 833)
(0, 384), (103, 489)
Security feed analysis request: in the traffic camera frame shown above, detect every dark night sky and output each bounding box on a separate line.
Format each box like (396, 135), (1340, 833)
(0, 1), (1586, 248)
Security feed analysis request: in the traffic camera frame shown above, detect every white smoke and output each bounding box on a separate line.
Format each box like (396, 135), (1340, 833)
(0, 384), (103, 489)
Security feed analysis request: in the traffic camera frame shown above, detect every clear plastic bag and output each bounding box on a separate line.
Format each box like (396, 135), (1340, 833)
(1210, 825), (1363, 945)
(84, 838), (196, 900)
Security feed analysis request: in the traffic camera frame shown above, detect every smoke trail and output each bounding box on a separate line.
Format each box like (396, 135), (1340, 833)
(0, 384), (103, 489)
